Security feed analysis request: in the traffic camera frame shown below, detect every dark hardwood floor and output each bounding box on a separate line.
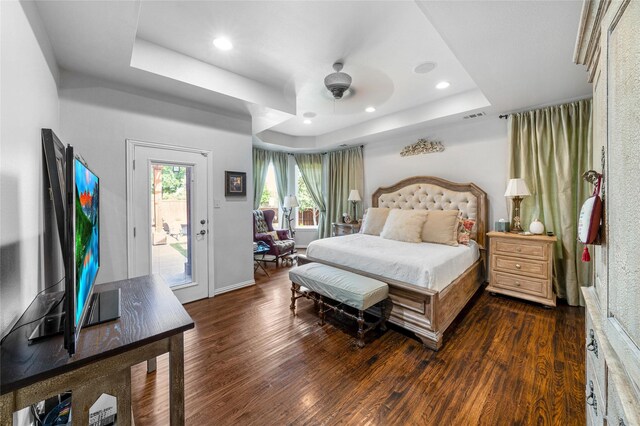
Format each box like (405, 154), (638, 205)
(131, 262), (585, 425)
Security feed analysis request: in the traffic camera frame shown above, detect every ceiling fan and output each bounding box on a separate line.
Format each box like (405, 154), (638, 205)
(324, 62), (352, 100)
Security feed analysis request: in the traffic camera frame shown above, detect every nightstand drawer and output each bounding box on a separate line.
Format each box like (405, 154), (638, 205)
(493, 239), (549, 260)
(493, 255), (549, 279)
(492, 271), (547, 297)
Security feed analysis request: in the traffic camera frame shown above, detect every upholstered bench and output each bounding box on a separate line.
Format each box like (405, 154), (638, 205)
(289, 263), (392, 348)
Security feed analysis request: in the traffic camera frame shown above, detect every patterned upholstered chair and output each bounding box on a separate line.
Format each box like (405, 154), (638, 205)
(253, 210), (295, 265)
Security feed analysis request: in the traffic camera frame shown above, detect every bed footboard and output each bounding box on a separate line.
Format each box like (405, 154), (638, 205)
(297, 255), (484, 350)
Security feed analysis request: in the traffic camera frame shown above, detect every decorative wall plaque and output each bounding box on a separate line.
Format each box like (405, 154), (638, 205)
(400, 138), (444, 157)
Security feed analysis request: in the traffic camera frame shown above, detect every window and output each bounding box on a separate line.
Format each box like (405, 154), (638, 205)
(260, 163), (279, 226)
(295, 166), (319, 227)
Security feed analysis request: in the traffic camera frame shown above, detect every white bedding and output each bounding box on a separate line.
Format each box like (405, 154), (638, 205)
(306, 234), (480, 292)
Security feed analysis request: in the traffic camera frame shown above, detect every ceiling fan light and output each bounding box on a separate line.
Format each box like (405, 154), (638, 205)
(324, 62), (352, 100)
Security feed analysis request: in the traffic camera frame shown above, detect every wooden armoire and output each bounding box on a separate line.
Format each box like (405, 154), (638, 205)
(574, 1), (640, 424)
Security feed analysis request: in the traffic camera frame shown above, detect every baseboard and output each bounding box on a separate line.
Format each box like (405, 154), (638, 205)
(214, 279), (255, 296)
(295, 245), (308, 249)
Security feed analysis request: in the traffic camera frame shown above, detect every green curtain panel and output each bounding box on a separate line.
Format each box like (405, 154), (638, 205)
(508, 99), (593, 306)
(252, 147), (270, 210)
(326, 146), (364, 239)
(294, 153), (327, 238)
(271, 151), (289, 206)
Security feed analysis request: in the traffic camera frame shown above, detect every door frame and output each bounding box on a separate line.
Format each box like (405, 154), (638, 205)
(125, 139), (216, 298)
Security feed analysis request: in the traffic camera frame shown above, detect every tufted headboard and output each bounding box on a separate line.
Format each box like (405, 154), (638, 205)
(372, 176), (488, 249)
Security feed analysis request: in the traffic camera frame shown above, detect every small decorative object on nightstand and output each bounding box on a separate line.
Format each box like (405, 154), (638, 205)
(529, 218), (545, 235)
(332, 222), (361, 237)
(487, 231), (557, 307)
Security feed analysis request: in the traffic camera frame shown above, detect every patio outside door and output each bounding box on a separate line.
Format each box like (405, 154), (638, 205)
(127, 141), (211, 304)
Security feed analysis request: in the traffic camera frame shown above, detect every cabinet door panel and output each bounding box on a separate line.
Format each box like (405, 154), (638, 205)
(606, 0), (640, 352)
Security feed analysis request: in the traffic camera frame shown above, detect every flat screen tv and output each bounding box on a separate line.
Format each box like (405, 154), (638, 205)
(65, 148), (100, 354)
(38, 130), (114, 357)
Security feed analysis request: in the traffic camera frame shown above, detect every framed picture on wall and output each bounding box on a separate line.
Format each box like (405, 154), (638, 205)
(225, 171), (246, 196)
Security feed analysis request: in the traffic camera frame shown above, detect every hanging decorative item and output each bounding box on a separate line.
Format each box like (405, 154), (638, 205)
(400, 138), (445, 157)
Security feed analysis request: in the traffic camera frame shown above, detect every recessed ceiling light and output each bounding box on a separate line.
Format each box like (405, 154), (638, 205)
(414, 62), (437, 74)
(365, 106), (376, 113)
(436, 81), (450, 90)
(213, 37), (233, 51)
(303, 119), (312, 125)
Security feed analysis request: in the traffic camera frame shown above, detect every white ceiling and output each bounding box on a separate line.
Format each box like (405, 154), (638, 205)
(35, 1), (592, 149)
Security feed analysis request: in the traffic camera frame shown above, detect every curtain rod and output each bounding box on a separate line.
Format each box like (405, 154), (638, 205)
(285, 144), (364, 156)
(498, 98), (591, 120)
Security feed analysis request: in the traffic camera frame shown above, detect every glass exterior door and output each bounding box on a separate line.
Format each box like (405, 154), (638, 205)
(130, 143), (210, 304)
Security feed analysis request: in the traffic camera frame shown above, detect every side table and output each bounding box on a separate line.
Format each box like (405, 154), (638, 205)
(331, 222), (361, 237)
(254, 245), (271, 276)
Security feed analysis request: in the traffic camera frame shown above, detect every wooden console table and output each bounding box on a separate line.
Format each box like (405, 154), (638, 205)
(0, 275), (194, 425)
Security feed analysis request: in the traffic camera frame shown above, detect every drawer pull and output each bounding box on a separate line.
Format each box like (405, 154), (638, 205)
(587, 329), (599, 358)
(515, 263), (522, 269)
(515, 281), (521, 286)
(586, 380), (598, 416)
(516, 248), (522, 252)
(618, 418), (625, 426)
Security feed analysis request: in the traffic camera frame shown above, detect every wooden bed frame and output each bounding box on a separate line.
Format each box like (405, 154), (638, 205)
(300, 176), (488, 350)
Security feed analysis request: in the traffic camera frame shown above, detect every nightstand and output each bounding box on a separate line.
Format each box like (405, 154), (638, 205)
(331, 222), (361, 236)
(486, 231), (557, 307)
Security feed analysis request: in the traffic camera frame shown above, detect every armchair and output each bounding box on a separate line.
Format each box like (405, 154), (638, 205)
(253, 210), (295, 265)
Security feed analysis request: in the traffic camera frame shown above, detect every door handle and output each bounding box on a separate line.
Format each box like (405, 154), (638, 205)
(198, 229), (207, 236)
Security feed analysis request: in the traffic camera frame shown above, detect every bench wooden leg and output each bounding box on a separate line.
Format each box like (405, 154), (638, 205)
(318, 296), (325, 326)
(380, 298), (392, 332)
(290, 283), (297, 313)
(380, 300), (388, 332)
(356, 310), (365, 348)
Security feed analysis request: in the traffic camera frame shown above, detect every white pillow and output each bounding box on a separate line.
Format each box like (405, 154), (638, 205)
(361, 208), (391, 236)
(380, 209), (428, 243)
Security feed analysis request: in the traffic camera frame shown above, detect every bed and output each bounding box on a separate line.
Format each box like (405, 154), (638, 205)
(300, 176), (488, 350)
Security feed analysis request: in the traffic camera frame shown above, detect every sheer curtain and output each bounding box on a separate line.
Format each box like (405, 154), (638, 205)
(508, 99), (592, 306)
(326, 146), (364, 238)
(252, 148), (270, 209)
(270, 151), (289, 206)
(294, 153), (327, 238)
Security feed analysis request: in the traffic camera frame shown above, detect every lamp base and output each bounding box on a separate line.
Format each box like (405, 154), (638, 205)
(510, 196), (524, 233)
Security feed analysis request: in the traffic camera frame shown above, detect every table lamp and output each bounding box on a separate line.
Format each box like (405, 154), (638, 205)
(283, 195), (299, 237)
(504, 178), (531, 233)
(348, 189), (362, 222)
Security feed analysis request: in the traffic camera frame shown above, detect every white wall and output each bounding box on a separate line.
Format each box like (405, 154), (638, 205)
(0, 1), (61, 335)
(364, 118), (509, 227)
(59, 72), (254, 293)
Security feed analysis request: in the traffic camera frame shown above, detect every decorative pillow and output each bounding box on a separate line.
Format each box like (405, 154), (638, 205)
(421, 210), (460, 246)
(359, 211), (367, 233)
(361, 208), (391, 236)
(380, 209), (428, 243)
(457, 214), (477, 246)
(266, 230), (280, 241)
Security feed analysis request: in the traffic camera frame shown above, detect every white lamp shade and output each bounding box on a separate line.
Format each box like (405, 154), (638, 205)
(283, 195), (299, 208)
(348, 189), (361, 202)
(504, 178), (531, 197)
